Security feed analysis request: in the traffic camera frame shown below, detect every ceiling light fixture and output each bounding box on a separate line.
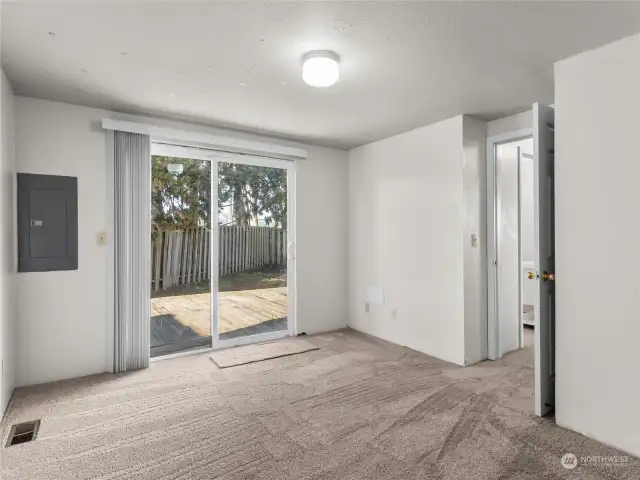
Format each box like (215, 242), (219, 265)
(302, 50), (340, 87)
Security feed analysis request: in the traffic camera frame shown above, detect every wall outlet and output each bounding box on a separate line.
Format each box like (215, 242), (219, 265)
(471, 233), (478, 247)
(365, 303), (370, 313)
(390, 308), (397, 319)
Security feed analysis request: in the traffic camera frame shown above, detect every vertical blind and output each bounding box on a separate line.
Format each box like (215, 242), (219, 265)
(114, 131), (151, 372)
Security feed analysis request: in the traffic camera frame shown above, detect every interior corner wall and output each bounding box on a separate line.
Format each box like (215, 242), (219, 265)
(14, 97), (348, 386)
(462, 116), (487, 366)
(347, 116), (467, 365)
(0, 69), (17, 415)
(555, 32), (640, 457)
(294, 144), (348, 335)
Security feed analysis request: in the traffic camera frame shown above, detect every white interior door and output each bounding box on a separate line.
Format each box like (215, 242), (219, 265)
(532, 103), (555, 417)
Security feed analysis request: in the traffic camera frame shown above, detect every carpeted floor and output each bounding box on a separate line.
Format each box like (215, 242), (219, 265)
(1, 329), (637, 479)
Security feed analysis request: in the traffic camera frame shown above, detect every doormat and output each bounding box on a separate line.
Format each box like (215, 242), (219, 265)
(210, 338), (319, 368)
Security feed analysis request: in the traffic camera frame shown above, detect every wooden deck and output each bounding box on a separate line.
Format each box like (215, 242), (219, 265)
(150, 287), (287, 350)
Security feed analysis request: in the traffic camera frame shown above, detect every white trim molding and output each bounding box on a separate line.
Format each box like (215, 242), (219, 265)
(102, 118), (307, 161)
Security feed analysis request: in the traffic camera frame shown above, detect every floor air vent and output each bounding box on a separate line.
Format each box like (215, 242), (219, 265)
(5, 420), (40, 447)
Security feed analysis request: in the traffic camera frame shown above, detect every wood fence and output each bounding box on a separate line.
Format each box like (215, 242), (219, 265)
(151, 226), (287, 291)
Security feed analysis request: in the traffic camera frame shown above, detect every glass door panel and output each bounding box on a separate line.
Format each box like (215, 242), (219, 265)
(150, 155), (213, 357)
(216, 162), (289, 341)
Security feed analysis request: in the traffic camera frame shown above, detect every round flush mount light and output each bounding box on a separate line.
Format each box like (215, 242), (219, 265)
(302, 50), (340, 87)
(167, 163), (184, 175)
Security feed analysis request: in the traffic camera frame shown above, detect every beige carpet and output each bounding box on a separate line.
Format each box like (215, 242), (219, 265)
(210, 337), (318, 368)
(1, 329), (637, 479)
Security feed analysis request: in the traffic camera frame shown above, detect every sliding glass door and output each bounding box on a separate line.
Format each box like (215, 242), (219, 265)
(149, 144), (294, 356)
(215, 162), (291, 344)
(150, 156), (213, 357)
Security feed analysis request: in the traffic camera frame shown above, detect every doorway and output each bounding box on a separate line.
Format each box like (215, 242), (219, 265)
(487, 104), (555, 417)
(494, 137), (534, 357)
(149, 144), (295, 358)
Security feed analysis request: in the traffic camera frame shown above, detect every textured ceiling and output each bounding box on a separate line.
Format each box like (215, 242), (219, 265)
(3, 1), (640, 149)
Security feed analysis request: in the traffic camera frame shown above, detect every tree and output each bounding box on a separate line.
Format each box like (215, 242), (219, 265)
(218, 162), (287, 228)
(151, 156), (287, 232)
(152, 156), (211, 232)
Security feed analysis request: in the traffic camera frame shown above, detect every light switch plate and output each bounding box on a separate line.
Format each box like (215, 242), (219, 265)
(97, 231), (107, 246)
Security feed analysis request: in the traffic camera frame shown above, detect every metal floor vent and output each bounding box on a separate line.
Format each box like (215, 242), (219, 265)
(5, 420), (40, 447)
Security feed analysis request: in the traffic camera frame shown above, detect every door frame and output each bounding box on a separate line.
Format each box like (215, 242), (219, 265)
(149, 143), (297, 354)
(486, 128), (532, 361)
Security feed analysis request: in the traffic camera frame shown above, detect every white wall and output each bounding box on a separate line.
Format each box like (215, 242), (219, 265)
(295, 145), (348, 334)
(348, 115), (486, 366)
(462, 117), (487, 365)
(15, 97), (348, 386)
(555, 32), (640, 457)
(15, 98), (109, 386)
(0, 69), (17, 414)
(487, 110), (532, 138)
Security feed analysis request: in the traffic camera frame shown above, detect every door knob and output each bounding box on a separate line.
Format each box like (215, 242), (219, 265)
(542, 272), (555, 281)
(527, 271), (539, 280)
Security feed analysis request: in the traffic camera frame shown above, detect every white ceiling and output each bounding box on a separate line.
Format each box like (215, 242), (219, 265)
(4, 2), (640, 150)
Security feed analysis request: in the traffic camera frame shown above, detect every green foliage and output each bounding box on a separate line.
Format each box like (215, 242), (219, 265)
(151, 156), (287, 232)
(218, 162), (287, 228)
(152, 156), (211, 232)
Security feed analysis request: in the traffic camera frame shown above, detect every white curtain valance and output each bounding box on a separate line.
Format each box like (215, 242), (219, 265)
(102, 118), (307, 161)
